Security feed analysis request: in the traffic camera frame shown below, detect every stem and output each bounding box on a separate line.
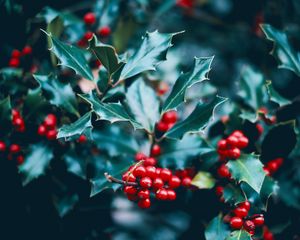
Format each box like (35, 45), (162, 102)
(245, 214), (264, 220)
(104, 172), (138, 186)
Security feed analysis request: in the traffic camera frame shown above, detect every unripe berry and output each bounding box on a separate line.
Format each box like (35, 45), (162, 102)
(137, 189), (150, 199)
(243, 220), (255, 233)
(168, 175), (181, 189)
(156, 121), (169, 132)
(162, 111), (177, 124)
(140, 177), (152, 188)
(156, 188), (168, 200)
(217, 164), (231, 179)
(78, 135), (87, 143)
(167, 189), (176, 200)
(124, 186), (137, 195)
(135, 152), (146, 161)
(9, 58), (20, 68)
(227, 135), (239, 147)
(233, 207), (248, 218)
(44, 114), (57, 129)
(37, 125), (46, 136)
(138, 198), (151, 208)
(46, 129), (57, 140)
(153, 177), (164, 189)
(98, 26), (111, 37)
(11, 49), (21, 58)
(144, 157), (157, 166)
(230, 217), (243, 229)
(181, 176), (192, 187)
(217, 139), (227, 150)
(83, 12), (96, 25)
(133, 166), (147, 178)
(160, 168), (172, 181)
(253, 216), (264, 226)
(151, 144), (161, 156)
(10, 144), (21, 154)
(146, 166), (157, 179)
(0, 141), (6, 152)
(84, 31), (93, 41)
(22, 45), (32, 55)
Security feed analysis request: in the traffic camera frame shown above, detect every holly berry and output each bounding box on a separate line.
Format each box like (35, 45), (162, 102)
(83, 12), (96, 25)
(217, 139), (227, 150)
(151, 144), (161, 156)
(11, 49), (21, 58)
(46, 129), (57, 140)
(153, 177), (164, 189)
(10, 144), (21, 154)
(124, 186), (138, 195)
(215, 186), (224, 197)
(135, 152), (146, 161)
(230, 217), (243, 229)
(98, 26), (111, 37)
(237, 136), (249, 149)
(181, 176), (192, 187)
(232, 130), (244, 138)
(168, 175), (181, 189)
(217, 164), (231, 179)
(0, 141), (6, 152)
(22, 45), (32, 55)
(253, 216), (264, 226)
(233, 207), (248, 218)
(160, 168), (172, 181)
(78, 135), (87, 143)
(140, 177), (152, 188)
(138, 198), (151, 208)
(156, 121), (169, 132)
(157, 82), (169, 95)
(44, 114), (57, 129)
(122, 172), (136, 182)
(162, 111), (177, 124)
(156, 188), (168, 200)
(243, 220), (255, 234)
(9, 58), (20, 68)
(37, 125), (46, 136)
(16, 155), (24, 165)
(83, 31), (93, 41)
(263, 229), (274, 240)
(145, 166), (157, 179)
(133, 166), (147, 177)
(227, 135), (239, 147)
(239, 201), (251, 211)
(167, 189), (176, 200)
(137, 189), (150, 199)
(127, 194), (138, 202)
(144, 157), (157, 166)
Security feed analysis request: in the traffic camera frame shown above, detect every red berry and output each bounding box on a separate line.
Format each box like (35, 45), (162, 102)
(274, 157), (283, 168)
(217, 164), (231, 179)
(160, 168), (172, 181)
(9, 58), (20, 68)
(156, 167), (162, 175)
(144, 157), (157, 166)
(162, 111), (177, 124)
(217, 139), (227, 150)
(10, 144), (20, 154)
(155, 188), (168, 200)
(168, 175), (181, 189)
(167, 122), (175, 130)
(253, 216), (264, 226)
(256, 124), (264, 136)
(98, 26), (111, 37)
(146, 166), (157, 179)
(12, 109), (20, 118)
(151, 144), (161, 156)
(157, 82), (169, 95)
(124, 186), (137, 195)
(153, 177), (164, 189)
(232, 130), (244, 138)
(181, 176), (192, 187)
(156, 121), (169, 132)
(0, 141), (6, 152)
(227, 135), (239, 147)
(140, 177), (152, 188)
(84, 31), (93, 41)
(137, 198), (151, 208)
(46, 129), (57, 140)
(127, 194), (138, 202)
(16, 155), (24, 165)
(263, 230), (274, 240)
(83, 12), (96, 25)
(263, 167), (271, 176)
(266, 161), (279, 174)
(37, 125), (46, 136)
(78, 135), (87, 143)
(239, 201), (251, 211)
(44, 114), (57, 129)
(11, 49), (21, 58)
(122, 172), (136, 182)
(230, 217), (243, 229)
(243, 220), (255, 233)
(236, 136), (249, 149)
(167, 189), (176, 200)
(133, 166), (147, 178)
(228, 147), (241, 159)
(22, 45), (32, 55)
(215, 186), (224, 197)
(135, 152), (146, 161)
(233, 207), (248, 218)
(137, 189), (150, 199)
(13, 117), (24, 126)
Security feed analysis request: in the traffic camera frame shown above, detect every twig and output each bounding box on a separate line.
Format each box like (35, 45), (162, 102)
(104, 172), (138, 186)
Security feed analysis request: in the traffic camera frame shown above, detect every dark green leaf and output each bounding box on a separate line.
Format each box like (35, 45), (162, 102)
(18, 143), (54, 185)
(0, 96), (12, 123)
(64, 150), (87, 179)
(265, 80), (290, 106)
(162, 56), (214, 113)
(223, 184), (246, 205)
(261, 24), (300, 76)
(164, 96), (227, 139)
(43, 30), (93, 80)
(126, 79), (160, 132)
(191, 171), (216, 189)
(205, 215), (230, 240)
(226, 230), (252, 240)
(23, 87), (48, 118)
(53, 193), (79, 218)
(227, 154), (266, 193)
(57, 111), (93, 141)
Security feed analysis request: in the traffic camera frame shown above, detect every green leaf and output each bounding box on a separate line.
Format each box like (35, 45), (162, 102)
(23, 87), (48, 118)
(57, 111), (93, 141)
(226, 230), (252, 240)
(119, 30), (181, 81)
(162, 56), (214, 113)
(205, 215), (230, 240)
(18, 143), (54, 185)
(223, 184), (246, 205)
(125, 79), (160, 132)
(80, 91), (142, 130)
(64, 150), (87, 179)
(0, 96), (12, 123)
(89, 35), (123, 75)
(43, 30), (93, 80)
(158, 134), (215, 169)
(33, 74), (78, 115)
(265, 80), (290, 106)
(53, 193), (79, 218)
(261, 24), (300, 76)
(164, 96), (227, 139)
(191, 171), (216, 189)
(93, 125), (139, 157)
(227, 154), (266, 193)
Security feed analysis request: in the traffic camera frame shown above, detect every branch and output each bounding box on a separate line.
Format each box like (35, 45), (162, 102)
(104, 172), (138, 186)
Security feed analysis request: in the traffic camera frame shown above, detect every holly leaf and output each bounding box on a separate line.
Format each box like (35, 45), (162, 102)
(53, 193), (79, 218)
(162, 56), (214, 113)
(0, 96), (12, 123)
(34, 74), (79, 116)
(158, 134), (215, 169)
(57, 111), (93, 141)
(223, 184), (246, 205)
(125, 79), (160, 132)
(80, 91), (142, 130)
(64, 150), (87, 179)
(93, 125), (139, 157)
(43, 30), (93, 80)
(265, 80), (290, 107)
(23, 87), (48, 118)
(89, 35), (123, 75)
(164, 96), (227, 139)
(205, 215), (230, 240)
(226, 230), (252, 240)
(191, 171), (216, 189)
(18, 143), (54, 185)
(227, 154), (266, 193)
(118, 30), (182, 81)
(261, 24), (300, 76)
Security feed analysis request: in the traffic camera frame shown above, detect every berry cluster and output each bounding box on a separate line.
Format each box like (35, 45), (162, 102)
(228, 201), (264, 235)
(12, 109), (25, 132)
(175, 168), (196, 188)
(9, 45), (32, 68)
(263, 158), (283, 176)
(0, 141), (23, 165)
(156, 111), (178, 132)
(37, 114), (58, 140)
